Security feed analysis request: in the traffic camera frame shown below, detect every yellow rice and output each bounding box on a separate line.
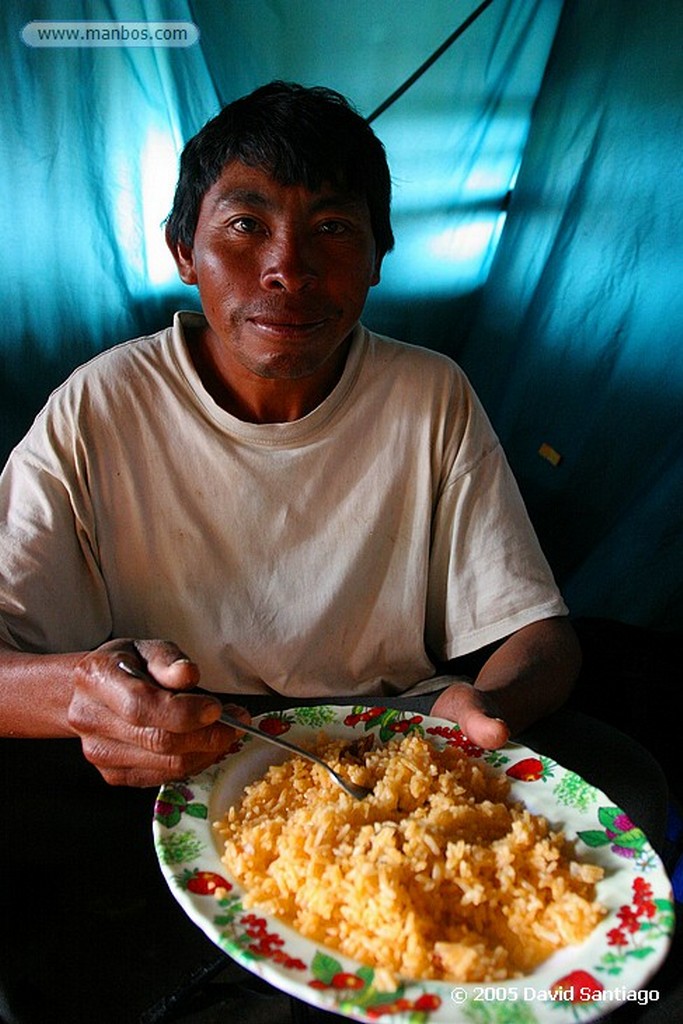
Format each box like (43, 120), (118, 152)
(214, 733), (605, 983)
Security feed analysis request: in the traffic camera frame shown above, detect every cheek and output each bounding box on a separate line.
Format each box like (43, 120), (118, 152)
(329, 249), (377, 290)
(195, 254), (244, 303)
(339, 265), (379, 307)
(350, 248), (382, 291)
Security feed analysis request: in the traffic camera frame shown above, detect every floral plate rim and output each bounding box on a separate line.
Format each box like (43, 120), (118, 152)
(153, 704), (675, 1024)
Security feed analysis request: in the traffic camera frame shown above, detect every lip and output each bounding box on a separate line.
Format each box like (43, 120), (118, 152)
(249, 318), (329, 338)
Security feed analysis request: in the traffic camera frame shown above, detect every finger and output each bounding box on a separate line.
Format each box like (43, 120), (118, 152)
(431, 684), (510, 750)
(86, 708), (251, 786)
(129, 709), (251, 756)
(75, 707), (248, 777)
(72, 681), (250, 752)
(73, 655), (221, 735)
(72, 689), (230, 749)
(81, 735), (230, 788)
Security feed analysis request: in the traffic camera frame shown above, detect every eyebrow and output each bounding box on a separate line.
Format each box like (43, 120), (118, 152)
(213, 188), (366, 215)
(214, 188), (272, 211)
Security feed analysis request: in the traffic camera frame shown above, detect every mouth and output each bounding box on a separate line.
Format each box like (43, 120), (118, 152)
(248, 317), (329, 339)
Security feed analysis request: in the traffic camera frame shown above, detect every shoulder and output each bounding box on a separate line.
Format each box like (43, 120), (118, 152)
(360, 327), (489, 423)
(363, 328), (465, 376)
(357, 327), (500, 471)
(32, 315), (194, 428)
(55, 322), (177, 396)
(8, 318), (188, 471)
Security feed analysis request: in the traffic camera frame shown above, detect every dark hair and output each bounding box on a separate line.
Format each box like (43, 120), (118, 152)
(166, 81), (394, 258)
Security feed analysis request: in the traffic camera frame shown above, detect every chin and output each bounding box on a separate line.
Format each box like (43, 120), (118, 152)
(252, 356), (325, 381)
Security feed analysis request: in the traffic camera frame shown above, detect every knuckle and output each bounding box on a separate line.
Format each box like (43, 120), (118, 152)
(75, 643), (123, 680)
(117, 687), (146, 723)
(66, 694), (87, 730)
(67, 695), (103, 733)
(159, 752), (196, 780)
(72, 655), (99, 694)
(79, 735), (115, 769)
(141, 726), (176, 755)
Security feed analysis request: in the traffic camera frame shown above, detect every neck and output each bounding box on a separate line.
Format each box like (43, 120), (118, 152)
(186, 323), (352, 424)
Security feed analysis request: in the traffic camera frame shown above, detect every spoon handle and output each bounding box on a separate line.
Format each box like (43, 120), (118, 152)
(219, 710), (322, 763)
(219, 710), (370, 800)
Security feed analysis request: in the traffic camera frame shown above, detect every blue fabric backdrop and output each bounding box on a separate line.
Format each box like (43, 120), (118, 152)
(456, 0), (683, 629)
(1, 0), (681, 629)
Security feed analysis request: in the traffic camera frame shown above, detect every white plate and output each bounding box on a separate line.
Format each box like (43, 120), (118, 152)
(153, 706), (674, 1023)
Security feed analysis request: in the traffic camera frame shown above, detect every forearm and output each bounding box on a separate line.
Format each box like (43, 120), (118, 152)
(470, 616), (582, 735)
(0, 639), (81, 737)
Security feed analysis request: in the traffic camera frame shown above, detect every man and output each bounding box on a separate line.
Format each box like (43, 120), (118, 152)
(0, 81), (581, 788)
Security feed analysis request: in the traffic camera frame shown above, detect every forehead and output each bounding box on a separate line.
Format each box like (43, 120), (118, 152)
(202, 160), (370, 217)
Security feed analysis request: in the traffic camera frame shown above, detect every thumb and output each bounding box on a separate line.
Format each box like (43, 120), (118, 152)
(134, 639), (201, 691)
(431, 682), (510, 750)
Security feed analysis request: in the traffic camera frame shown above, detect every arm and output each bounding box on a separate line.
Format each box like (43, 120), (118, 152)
(430, 616), (581, 748)
(0, 637), (248, 787)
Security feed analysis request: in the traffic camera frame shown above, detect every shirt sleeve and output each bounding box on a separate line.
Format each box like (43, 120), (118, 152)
(0, 422), (113, 655)
(425, 439), (568, 661)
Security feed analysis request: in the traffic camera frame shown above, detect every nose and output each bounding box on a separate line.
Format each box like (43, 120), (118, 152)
(260, 230), (318, 292)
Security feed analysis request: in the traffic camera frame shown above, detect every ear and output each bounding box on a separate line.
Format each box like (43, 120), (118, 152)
(370, 252), (383, 287)
(165, 224), (198, 285)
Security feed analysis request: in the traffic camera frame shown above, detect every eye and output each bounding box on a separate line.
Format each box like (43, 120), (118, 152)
(229, 216), (263, 234)
(317, 220), (350, 236)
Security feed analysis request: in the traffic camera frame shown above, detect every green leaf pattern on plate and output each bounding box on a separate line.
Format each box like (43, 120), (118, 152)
(552, 771), (599, 812)
(156, 829), (205, 866)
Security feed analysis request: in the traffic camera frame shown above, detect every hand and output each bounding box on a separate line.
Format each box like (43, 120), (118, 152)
(430, 619), (581, 749)
(430, 681), (510, 750)
(68, 638), (249, 787)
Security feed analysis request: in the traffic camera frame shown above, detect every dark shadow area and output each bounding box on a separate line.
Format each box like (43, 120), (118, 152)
(569, 618), (681, 805)
(364, 288), (484, 362)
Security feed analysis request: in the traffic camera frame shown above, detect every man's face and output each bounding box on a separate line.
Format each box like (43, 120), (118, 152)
(169, 161), (382, 383)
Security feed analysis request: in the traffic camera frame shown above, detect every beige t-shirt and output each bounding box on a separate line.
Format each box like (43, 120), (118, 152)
(0, 313), (566, 696)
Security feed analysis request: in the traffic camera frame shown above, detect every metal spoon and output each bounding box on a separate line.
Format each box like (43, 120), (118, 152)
(116, 661), (371, 801)
(218, 709), (373, 801)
